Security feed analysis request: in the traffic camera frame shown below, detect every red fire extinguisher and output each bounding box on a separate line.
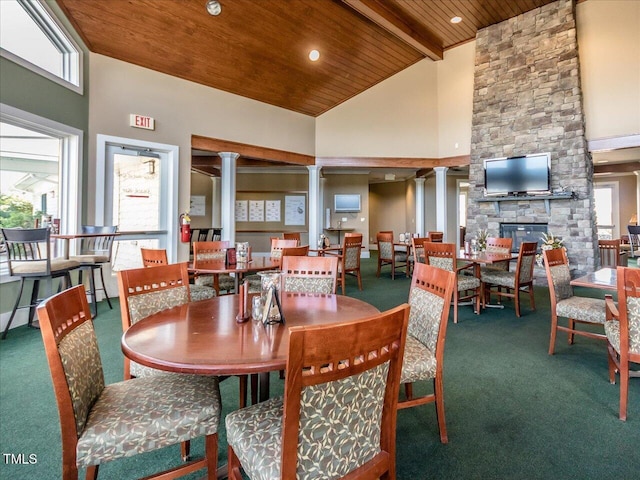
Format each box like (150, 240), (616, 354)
(179, 212), (191, 243)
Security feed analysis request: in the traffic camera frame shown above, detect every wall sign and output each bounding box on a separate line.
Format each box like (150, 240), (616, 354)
(129, 114), (155, 130)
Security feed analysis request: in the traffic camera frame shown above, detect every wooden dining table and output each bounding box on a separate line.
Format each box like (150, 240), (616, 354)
(121, 293), (380, 402)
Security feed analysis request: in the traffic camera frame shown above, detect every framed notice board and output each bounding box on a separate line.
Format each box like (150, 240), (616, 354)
(235, 191), (307, 232)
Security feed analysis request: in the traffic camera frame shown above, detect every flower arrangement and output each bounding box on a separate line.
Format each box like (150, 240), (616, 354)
(536, 232), (564, 266)
(476, 229), (489, 251)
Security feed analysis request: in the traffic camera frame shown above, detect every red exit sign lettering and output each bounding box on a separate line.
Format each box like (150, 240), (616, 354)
(129, 114), (155, 130)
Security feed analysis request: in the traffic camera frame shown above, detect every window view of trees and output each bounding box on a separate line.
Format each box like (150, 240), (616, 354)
(0, 194), (42, 228)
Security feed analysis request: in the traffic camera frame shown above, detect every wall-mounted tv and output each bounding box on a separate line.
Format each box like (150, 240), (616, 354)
(484, 153), (551, 196)
(334, 194), (361, 212)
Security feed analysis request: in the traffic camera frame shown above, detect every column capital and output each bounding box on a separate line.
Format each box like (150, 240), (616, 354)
(434, 166), (449, 174)
(414, 177), (426, 185)
(218, 152), (240, 161)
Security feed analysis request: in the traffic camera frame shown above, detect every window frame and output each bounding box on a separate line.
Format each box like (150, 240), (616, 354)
(0, 0), (83, 94)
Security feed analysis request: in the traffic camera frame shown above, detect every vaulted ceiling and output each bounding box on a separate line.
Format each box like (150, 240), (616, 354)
(56, 0), (558, 117)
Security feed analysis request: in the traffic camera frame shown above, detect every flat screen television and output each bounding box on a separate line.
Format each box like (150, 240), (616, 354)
(484, 153), (551, 196)
(334, 194), (361, 212)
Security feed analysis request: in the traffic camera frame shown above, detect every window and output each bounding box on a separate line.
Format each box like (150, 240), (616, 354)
(594, 182), (619, 239)
(0, 0), (82, 92)
(1, 104), (83, 280)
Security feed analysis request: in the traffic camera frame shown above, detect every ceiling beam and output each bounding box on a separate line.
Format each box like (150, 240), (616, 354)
(317, 155), (469, 169)
(341, 0), (443, 61)
(594, 161), (640, 174)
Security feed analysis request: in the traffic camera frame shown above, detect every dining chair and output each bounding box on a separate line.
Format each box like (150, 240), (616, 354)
(423, 241), (480, 324)
(398, 262), (456, 443)
(280, 244), (309, 257)
(411, 237), (429, 266)
(543, 247), (607, 355)
(604, 266), (640, 421)
(192, 240), (235, 295)
(226, 303), (409, 480)
(328, 232), (363, 295)
(598, 239), (622, 267)
(427, 231), (444, 243)
(480, 241), (537, 317)
(282, 232), (301, 244)
(281, 255), (338, 294)
(1, 227), (80, 339)
(376, 231), (408, 279)
(480, 236), (513, 273)
(140, 247), (215, 301)
(37, 284), (220, 480)
(245, 238), (299, 293)
(627, 225), (640, 257)
(69, 225), (117, 318)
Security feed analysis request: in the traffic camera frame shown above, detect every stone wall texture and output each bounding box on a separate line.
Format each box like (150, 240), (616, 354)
(467, 0), (597, 276)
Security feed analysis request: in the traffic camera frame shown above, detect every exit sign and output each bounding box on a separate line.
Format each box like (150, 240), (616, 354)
(129, 114), (155, 130)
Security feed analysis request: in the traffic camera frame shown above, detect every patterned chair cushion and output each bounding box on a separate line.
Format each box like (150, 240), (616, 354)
(481, 270), (515, 289)
(408, 286), (445, 351)
(77, 374), (221, 467)
(283, 276), (333, 294)
(400, 335), (436, 384)
(226, 362), (389, 480)
(457, 274), (480, 291)
(379, 241), (393, 260)
(548, 263), (573, 301)
(344, 246), (361, 270)
(428, 256), (453, 271)
(606, 296), (640, 355)
(556, 296), (606, 324)
(127, 286), (189, 324)
(58, 322), (105, 433)
(190, 284), (216, 301)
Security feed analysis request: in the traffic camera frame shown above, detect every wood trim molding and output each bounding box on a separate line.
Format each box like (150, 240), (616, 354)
(316, 155), (470, 169)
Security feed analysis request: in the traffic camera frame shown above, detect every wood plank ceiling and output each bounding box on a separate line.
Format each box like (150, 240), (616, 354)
(56, 0), (559, 117)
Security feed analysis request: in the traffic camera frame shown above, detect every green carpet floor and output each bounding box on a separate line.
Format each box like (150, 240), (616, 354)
(1, 256), (638, 479)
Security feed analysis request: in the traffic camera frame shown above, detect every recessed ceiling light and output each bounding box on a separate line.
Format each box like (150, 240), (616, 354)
(309, 49), (320, 61)
(206, 0), (221, 16)
(450, 16), (462, 24)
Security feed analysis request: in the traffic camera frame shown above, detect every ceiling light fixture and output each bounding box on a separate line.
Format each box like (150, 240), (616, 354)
(450, 16), (462, 24)
(206, 0), (221, 16)
(309, 49), (320, 61)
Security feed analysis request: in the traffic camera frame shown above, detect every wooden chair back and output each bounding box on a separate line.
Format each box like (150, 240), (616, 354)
(279, 304), (409, 478)
(427, 231), (444, 243)
(282, 232), (301, 244)
(484, 237), (513, 271)
(422, 241), (457, 271)
(140, 247), (168, 267)
(270, 238), (298, 259)
(281, 255), (338, 294)
(117, 262), (191, 378)
(193, 241), (230, 268)
(411, 237), (429, 265)
(376, 231), (395, 262)
(542, 247), (571, 306)
(280, 245), (309, 257)
(598, 239), (621, 267)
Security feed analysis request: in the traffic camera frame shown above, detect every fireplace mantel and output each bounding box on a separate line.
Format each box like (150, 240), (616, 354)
(476, 192), (575, 214)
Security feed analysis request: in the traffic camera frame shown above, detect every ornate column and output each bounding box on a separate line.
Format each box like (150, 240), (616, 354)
(414, 177), (425, 236)
(434, 167), (448, 239)
(218, 152), (239, 244)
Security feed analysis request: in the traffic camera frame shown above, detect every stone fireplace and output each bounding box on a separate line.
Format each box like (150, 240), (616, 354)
(466, 0), (597, 276)
(500, 223), (548, 253)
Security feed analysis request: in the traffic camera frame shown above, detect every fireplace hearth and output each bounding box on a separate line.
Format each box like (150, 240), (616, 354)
(500, 223), (548, 253)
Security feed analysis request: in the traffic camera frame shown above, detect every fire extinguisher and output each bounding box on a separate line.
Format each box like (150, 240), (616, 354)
(179, 212), (191, 243)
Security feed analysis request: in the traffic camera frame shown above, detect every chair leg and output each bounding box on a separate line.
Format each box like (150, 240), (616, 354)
(568, 319), (575, 344)
(204, 433), (218, 480)
(2, 277), (27, 339)
(356, 270), (362, 291)
(607, 344), (617, 384)
(619, 360), (629, 421)
(88, 268), (98, 318)
(548, 313), (559, 355)
(238, 375), (247, 408)
(434, 375), (448, 444)
(85, 464), (99, 480)
(453, 290), (459, 324)
(227, 444), (242, 480)
(341, 271), (346, 295)
(528, 286), (536, 311)
(98, 266), (113, 309)
(28, 279), (40, 328)
(181, 441), (191, 462)
(515, 289), (521, 317)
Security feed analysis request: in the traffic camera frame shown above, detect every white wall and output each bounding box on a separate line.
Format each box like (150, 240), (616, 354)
(577, 0), (640, 141)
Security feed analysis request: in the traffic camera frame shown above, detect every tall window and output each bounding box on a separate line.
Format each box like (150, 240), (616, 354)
(594, 182), (618, 239)
(0, 0), (82, 92)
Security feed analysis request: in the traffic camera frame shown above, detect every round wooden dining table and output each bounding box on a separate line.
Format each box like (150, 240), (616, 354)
(121, 293), (380, 400)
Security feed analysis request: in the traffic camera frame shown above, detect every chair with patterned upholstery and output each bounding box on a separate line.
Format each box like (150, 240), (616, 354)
(376, 231), (408, 280)
(193, 241), (236, 295)
(543, 247), (607, 355)
(481, 241), (536, 317)
(604, 266), (640, 421)
(226, 303), (409, 480)
(398, 262), (455, 443)
(69, 225), (117, 318)
(330, 232), (363, 295)
(281, 255), (338, 294)
(37, 284), (220, 480)
(140, 247), (215, 301)
(1, 227), (80, 339)
(628, 225), (640, 258)
(480, 237), (513, 274)
(423, 241), (480, 324)
(598, 239), (622, 267)
(246, 238), (299, 293)
(411, 237), (429, 266)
